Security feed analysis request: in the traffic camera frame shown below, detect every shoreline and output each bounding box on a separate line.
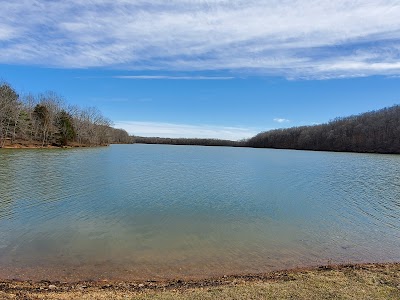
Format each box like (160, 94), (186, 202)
(2, 142), (399, 155)
(1, 262), (399, 299)
(0, 143), (110, 149)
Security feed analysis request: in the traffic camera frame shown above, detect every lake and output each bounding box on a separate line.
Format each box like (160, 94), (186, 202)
(0, 144), (399, 281)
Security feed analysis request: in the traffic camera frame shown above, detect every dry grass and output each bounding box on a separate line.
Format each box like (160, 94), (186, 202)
(1, 263), (399, 300)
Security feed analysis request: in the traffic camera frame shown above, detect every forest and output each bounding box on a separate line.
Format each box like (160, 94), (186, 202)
(2, 80), (399, 153)
(132, 136), (244, 147)
(0, 83), (131, 148)
(247, 105), (400, 154)
(132, 105), (400, 154)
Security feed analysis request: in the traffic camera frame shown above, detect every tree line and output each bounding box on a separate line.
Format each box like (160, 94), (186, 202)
(247, 105), (400, 154)
(132, 105), (400, 154)
(132, 136), (244, 147)
(3, 79), (398, 154)
(0, 82), (131, 148)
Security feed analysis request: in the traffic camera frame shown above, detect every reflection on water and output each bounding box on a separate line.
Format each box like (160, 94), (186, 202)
(0, 145), (399, 281)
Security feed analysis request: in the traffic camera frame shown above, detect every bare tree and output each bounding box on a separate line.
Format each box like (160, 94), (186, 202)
(1, 83), (130, 148)
(0, 83), (20, 147)
(247, 105), (400, 154)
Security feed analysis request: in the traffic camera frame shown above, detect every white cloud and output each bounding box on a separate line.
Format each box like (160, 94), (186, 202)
(1, 1), (400, 78)
(0, 26), (15, 41)
(114, 121), (260, 140)
(273, 118), (290, 123)
(113, 75), (234, 80)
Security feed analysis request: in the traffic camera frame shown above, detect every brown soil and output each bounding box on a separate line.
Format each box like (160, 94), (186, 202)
(1, 263), (399, 299)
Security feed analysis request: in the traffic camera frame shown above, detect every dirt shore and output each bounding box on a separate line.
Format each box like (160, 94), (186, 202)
(1, 263), (399, 299)
(1, 141), (108, 149)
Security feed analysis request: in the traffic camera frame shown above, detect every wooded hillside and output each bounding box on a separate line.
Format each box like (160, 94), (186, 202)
(3, 80), (397, 154)
(247, 105), (400, 154)
(132, 136), (243, 147)
(0, 83), (131, 148)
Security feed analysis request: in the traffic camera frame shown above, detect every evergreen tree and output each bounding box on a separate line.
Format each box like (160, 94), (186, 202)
(56, 110), (76, 146)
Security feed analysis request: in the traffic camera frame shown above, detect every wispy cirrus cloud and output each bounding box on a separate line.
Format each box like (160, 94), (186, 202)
(273, 118), (290, 123)
(1, 1), (400, 79)
(114, 121), (261, 140)
(113, 75), (234, 80)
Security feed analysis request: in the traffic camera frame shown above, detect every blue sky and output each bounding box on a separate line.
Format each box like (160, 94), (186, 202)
(1, 1), (400, 140)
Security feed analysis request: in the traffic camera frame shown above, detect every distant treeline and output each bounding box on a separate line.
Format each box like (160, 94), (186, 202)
(132, 105), (400, 154)
(3, 79), (398, 154)
(132, 136), (244, 147)
(0, 83), (131, 148)
(247, 105), (400, 154)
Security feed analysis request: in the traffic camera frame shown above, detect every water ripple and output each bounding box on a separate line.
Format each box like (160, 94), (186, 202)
(0, 145), (399, 281)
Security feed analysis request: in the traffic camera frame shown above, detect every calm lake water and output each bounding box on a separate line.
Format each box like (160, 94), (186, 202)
(0, 144), (399, 281)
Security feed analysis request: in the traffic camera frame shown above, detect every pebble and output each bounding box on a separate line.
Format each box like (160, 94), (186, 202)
(48, 285), (57, 290)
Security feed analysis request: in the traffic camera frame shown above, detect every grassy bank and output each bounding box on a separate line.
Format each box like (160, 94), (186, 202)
(1, 263), (399, 299)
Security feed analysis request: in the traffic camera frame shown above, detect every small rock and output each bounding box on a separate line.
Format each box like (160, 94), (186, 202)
(48, 285), (57, 290)
(138, 283), (144, 288)
(40, 280), (51, 284)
